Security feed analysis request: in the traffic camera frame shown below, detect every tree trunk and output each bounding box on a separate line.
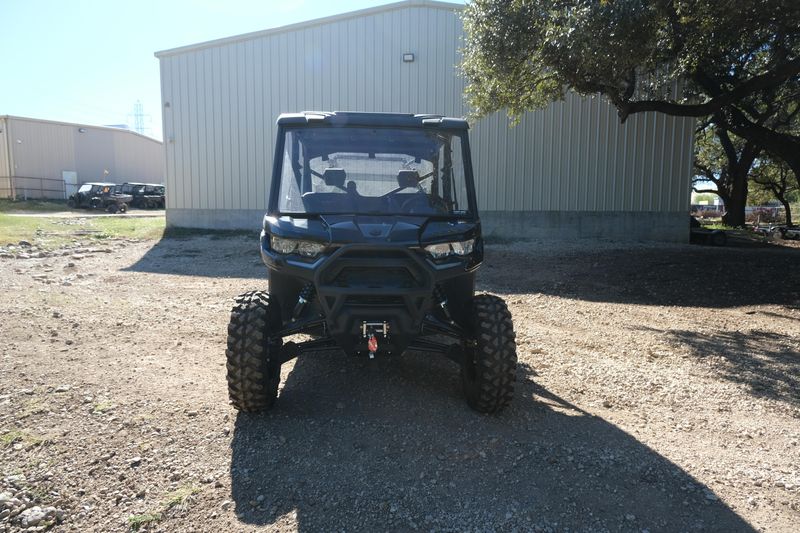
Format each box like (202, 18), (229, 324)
(781, 199), (793, 227)
(722, 171), (748, 227)
(723, 112), (800, 193)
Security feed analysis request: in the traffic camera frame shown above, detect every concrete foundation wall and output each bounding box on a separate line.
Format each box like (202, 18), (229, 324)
(167, 208), (688, 243)
(480, 211), (688, 243)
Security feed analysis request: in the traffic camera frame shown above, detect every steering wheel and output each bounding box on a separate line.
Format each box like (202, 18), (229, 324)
(400, 194), (448, 214)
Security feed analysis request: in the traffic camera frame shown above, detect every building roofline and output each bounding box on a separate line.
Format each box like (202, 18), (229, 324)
(0, 115), (163, 144)
(154, 0), (464, 58)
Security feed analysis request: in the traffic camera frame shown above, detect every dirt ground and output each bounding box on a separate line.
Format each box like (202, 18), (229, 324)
(0, 235), (798, 532)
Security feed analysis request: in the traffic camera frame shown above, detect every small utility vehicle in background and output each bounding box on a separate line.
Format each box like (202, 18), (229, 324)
(118, 183), (166, 209)
(226, 112), (518, 414)
(769, 225), (800, 240)
(67, 182), (132, 213)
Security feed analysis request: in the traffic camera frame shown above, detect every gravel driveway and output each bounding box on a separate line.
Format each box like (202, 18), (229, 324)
(0, 236), (798, 532)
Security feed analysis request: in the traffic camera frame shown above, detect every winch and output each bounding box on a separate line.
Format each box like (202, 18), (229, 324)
(362, 321), (389, 358)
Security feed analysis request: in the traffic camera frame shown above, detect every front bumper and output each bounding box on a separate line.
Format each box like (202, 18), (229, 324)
(260, 236), (477, 354)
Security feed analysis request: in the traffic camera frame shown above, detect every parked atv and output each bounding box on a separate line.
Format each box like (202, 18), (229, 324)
(67, 182), (132, 213)
(768, 224), (800, 240)
(225, 112), (518, 414)
(118, 182), (166, 209)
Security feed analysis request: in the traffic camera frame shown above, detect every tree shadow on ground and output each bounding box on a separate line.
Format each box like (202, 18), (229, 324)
(122, 233), (265, 279)
(641, 326), (800, 409)
(482, 245), (800, 309)
(230, 352), (755, 531)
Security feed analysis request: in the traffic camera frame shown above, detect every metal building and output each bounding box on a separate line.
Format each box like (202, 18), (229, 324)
(0, 116), (164, 199)
(155, 0), (694, 241)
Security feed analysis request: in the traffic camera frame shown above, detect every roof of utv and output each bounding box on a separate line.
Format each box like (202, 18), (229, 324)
(277, 111), (469, 130)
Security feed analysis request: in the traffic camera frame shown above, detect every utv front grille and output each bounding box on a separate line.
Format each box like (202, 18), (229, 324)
(313, 245), (434, 321)
(331, 267), (419, 289)
(344, 295), (407, 307)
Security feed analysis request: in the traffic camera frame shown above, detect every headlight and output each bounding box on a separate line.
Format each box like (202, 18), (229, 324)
(296, 240), (326, 257)
(424, 242), (452, 259)
(270, 235), (326, 257)
(424, 238), (475, 259)
(450, 239), (475, 256)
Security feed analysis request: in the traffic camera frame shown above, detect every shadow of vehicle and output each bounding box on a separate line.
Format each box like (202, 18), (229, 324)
(483, 245), (800, 309)
(122, 231), (264, 279)
(230, 352), (755, 531)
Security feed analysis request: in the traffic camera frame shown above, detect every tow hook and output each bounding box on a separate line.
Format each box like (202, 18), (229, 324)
(367, 334), (378, 359)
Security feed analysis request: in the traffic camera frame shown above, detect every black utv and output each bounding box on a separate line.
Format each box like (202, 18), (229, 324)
(226, 112), (517, 414)
(67, 182), (132, 213)
(118, 183), (166, 209)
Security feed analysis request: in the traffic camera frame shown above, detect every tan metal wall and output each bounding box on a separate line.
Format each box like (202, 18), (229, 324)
(1, 116), (164, 199)
(156, 0), (694, 216)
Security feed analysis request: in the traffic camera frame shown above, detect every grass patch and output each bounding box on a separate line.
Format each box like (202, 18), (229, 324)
(128, 485), (201, 530)
(0, 213), (165, 247)
(703, 222), (738, 230)
(92, 401), (116, 414)
(163, 485), (201, 511)
(0, 213), (259, 249)
(1, 429), (46, 448)
(0, 199), (68, 213)
(128, 513), (161, 531)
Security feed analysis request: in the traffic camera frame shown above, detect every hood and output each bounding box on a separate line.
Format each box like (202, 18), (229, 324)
(265, 214), (479, 246)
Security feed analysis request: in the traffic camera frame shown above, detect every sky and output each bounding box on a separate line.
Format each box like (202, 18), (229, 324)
(0, 0), (444, 141)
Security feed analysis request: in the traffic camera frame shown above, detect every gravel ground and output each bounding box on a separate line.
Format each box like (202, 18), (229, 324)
(0, 235), (798, 532)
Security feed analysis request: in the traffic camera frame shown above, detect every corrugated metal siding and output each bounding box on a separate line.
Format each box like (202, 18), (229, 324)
(4, 117), (164, 194)
(158, 2), (693, 214)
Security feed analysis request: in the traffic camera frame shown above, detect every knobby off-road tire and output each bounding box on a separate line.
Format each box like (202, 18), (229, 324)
(226, 291), (282, 412)
(461, 294), (517, 414)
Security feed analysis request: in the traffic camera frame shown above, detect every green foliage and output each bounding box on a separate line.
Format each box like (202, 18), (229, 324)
(461, 0), (800, 122)
(126, 485), (200, 531)
(162, 485), (200, 510)
(747, 184), (775, 207)
(128, 513), (161, 531)
(0, 213), (166, 247)
(0, 199), (68, 213)
(0, 430), (46, 448)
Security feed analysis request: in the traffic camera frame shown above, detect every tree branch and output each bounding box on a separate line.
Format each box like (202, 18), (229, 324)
(614, 57), (800, 122)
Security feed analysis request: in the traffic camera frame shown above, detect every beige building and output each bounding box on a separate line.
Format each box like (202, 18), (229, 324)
(155, 0), (695, 241)
(0, 116), (164, 199)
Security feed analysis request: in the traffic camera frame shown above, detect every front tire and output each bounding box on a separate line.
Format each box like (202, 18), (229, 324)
(461, 294), (517, 413)
(226, 291), (282, 412)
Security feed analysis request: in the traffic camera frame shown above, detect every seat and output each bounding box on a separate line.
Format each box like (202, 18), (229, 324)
(397, 169), (420, 189)
(323, 168), (346, 188)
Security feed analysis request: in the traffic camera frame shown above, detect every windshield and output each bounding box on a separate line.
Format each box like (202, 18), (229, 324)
(276, 127), (471, 216)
